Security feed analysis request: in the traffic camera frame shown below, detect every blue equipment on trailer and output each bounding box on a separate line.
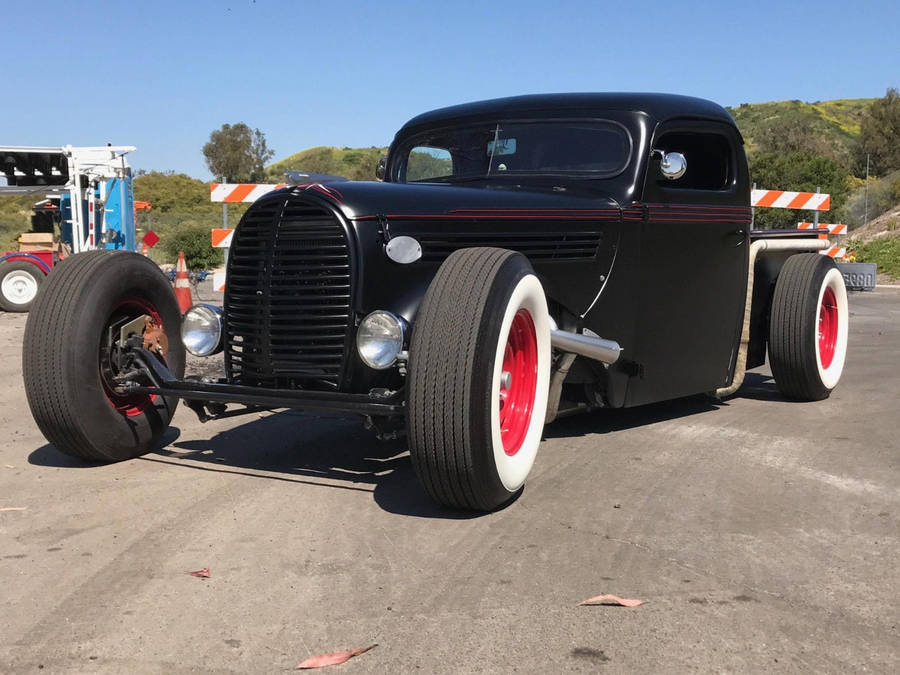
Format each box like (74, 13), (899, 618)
(0, 145), (141, 311)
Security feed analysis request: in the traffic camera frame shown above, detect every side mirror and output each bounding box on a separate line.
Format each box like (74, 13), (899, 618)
(652, 149), (687, 180)
(375, 155), (387, 181)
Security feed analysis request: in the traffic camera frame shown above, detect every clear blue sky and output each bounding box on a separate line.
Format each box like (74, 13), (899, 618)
(2, 0), (896, 180)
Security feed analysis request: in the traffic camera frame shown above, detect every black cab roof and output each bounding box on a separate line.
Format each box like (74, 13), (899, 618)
(398, 93), (737, 133)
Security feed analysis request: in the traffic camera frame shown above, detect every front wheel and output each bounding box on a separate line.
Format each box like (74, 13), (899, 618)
(22, 251), (185, 461)
(407, 248), (551, 511)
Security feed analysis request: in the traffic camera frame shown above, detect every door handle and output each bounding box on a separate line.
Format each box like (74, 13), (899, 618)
(727, 229), (747, 247)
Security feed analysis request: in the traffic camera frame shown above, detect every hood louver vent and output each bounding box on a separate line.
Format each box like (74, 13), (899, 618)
(416, 231), (602, 263)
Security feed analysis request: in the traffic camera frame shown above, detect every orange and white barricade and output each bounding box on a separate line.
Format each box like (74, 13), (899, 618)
(212, 271), (226, 293)
(751, 189), (830, 211)
(753, 189), (846, 260)
(797, 222), (847, 235)
(210, 183), (286, 203)
(210, 230), (232, 293)
(797, 223), (848, 260)
(819, 246), (847, 259)
(211, 228), (234, 248)
(209, 183), (288, 293)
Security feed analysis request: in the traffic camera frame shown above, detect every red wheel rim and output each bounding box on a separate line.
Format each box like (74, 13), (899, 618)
(498, 309), (538, 456)
(100, 298), (167, 417)
(818, 286), (838, 369)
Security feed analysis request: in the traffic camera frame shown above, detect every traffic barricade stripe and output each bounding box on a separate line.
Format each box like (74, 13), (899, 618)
(209, 183), (287, 203)
(211, 229), (234, 248)
(751, 189), (831, 211)
(819, 246), (846, 259)
(213, 271), (226, 292)
(797, 222), (847, 235)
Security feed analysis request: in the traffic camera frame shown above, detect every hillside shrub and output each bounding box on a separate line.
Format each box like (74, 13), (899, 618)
(852, 236), (900, 279)
(163, 224), (223, 270)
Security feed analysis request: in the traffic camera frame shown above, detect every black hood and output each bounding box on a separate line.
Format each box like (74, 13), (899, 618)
(292, 181), (624, 220)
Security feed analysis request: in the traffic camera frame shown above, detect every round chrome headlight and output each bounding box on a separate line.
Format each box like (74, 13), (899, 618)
(181, 304), (223, 357)
(357, 310), (405, 370)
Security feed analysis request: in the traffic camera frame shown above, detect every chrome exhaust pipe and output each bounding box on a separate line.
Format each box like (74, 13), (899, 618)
(550, 329), (621, 365)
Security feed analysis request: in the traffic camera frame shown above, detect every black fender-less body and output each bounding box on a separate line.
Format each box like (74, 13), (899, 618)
(25, 93), (844, 509)
(222, 93), (770, 411)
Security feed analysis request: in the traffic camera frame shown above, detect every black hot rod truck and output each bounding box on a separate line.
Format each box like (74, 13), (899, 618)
(22, 93), (849, 511)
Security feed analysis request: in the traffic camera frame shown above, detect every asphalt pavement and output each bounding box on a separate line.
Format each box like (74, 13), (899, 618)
(1, 289), (898, 673)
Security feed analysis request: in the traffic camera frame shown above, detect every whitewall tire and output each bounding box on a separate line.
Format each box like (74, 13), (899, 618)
(769, 253), (849, 401)
(407, 248), (551, 510)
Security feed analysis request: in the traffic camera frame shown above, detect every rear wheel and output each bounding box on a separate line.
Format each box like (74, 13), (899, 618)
(768, 253), (848, 401)
(23, 251), (185, 461)
(407, 248), (551, 511)
(0, 260), (44, 312)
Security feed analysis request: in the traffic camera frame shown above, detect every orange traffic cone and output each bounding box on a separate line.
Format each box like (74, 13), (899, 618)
(174, 251), (192, 314)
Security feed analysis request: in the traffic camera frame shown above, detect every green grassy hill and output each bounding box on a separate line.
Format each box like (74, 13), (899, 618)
(265, 146), (388, 182)
(727, 98), (875, 167)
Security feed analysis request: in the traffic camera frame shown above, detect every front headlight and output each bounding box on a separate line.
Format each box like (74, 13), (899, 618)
(181, 304), (224, 357)
(357, 310), (405, 370)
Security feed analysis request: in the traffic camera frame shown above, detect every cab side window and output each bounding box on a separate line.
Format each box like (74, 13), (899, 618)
(655, 131), (731, 191)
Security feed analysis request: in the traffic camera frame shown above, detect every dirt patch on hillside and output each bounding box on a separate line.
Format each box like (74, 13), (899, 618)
(848, 204), (900, 244)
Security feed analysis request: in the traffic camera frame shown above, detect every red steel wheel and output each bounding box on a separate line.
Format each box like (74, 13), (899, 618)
(817, 286), (838, 370)
(499, 309), (538, 456)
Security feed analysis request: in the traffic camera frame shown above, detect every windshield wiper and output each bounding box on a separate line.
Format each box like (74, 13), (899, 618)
(486, 123), (500, 176)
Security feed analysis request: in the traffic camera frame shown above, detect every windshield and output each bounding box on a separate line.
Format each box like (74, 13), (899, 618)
(396, 120), (631, 183)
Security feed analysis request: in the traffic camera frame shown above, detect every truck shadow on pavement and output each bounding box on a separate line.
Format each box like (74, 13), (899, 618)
(733, 372), (788, 401)
(28, 411), (479, 520)
(153, 411), (467, 519)
(26, 426), (184, 468)
(28, 380), (783, 517)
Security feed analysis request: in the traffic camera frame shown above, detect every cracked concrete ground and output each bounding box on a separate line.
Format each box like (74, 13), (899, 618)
(1, 288), (898, 673)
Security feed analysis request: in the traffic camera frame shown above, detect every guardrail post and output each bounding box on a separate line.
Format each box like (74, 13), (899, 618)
(750, 182), (756, 227)
(813, 187), (820, 229)
(221, 179), (229, 271)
